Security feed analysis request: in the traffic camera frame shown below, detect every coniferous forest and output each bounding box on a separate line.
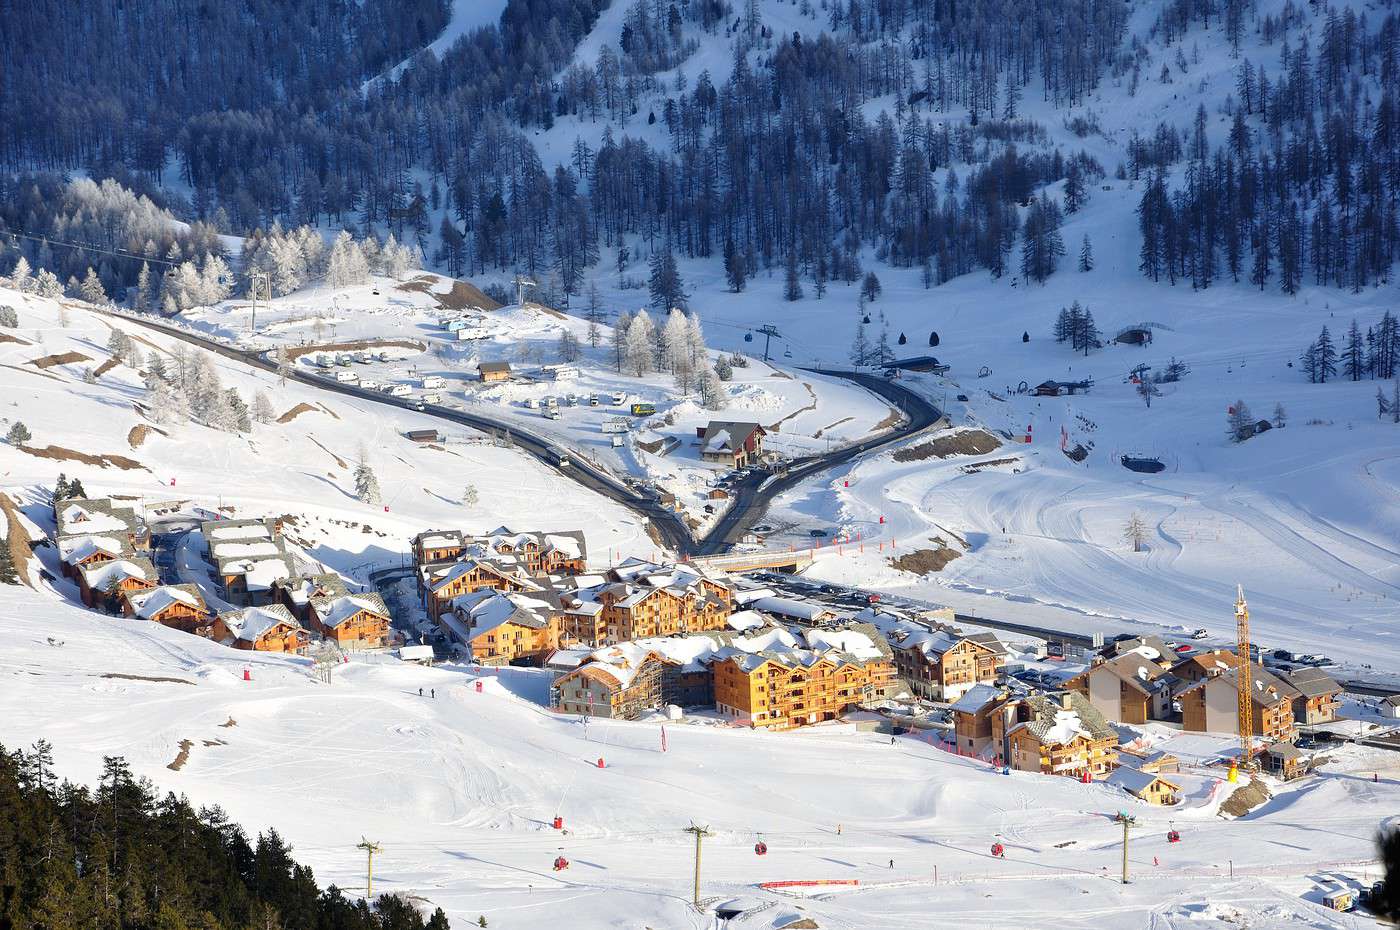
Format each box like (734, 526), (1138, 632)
(0, 742), (451, 930)
(0, 0), (1396, 305)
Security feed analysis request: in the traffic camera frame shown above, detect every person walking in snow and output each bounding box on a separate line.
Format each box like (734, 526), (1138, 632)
(431, 688), (436, 699)
(418, 687), (423, 697)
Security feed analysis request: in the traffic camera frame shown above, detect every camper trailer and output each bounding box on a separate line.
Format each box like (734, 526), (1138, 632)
(422, 376), (446, 390)
(335, 370), (358, 383)
(420, 393), (441, 404)
(388, 384), (412, 398)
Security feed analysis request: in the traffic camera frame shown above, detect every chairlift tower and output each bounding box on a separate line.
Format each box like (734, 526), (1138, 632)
(755, 324), (781, 362)
(514, 274), (537, 308)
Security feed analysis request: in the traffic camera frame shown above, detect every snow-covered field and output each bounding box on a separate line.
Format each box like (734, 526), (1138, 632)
(174, 274), (897, 527)
(0, 286), (653, 574)
(1, 584), (1394, 929)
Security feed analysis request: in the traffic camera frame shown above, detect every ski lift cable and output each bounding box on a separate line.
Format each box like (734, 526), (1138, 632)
(3, 228), (191, 269)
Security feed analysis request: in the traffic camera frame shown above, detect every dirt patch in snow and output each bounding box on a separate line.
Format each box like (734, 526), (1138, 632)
(398, 274), (502, 311)
(277, 402), (320, 424)
(891, 429), (1001, 462)
(94, 356), (121, 377)
(219, 717), (237, 728)
(0, 363), (64, 383)
(101, 672), (195, 685)
(1219, 777), (1272, 817)
(890, 545), (963, 575)
(167, 739), (194, 771)
(872, 408), (904, 431)
(308, 436), (349, 469)
(283, 337), (426, 362)
(127, 424), (166, 449)
(814, 416), (853, 439)
(961, 456), (1022, 474)
(0, 332), (32, 346)
(766, 382), (818, 434)
(19, 445), (146, 470)
(0, 492), (33, 587)
(28, 350), (90, 369)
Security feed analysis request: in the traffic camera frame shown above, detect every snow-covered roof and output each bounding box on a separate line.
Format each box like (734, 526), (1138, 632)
(312, 593), (389, 628)
(805, 626), (889, 661)
(204, 519), (274, 541)
(1011, 693), (1116, 746)
(749, 596), (837, 622)
(1105, 764), (1175, 797)
(273, 572), (348, 605)
(545, 648), (592, 669)
(125, 585), (204, 620)
(241, 556), (293, 592)
(58, 534), (127, 564)
(397, 644), (434, 662)
(210, 540), (281, 559)
(57, 500), (135, 537)
(725, 609), (768, 632)
(950, 683), (1005, 715)
(451, 589), (553, 636)
(80, 558), (155, 591)
(222, 604), (300, 642)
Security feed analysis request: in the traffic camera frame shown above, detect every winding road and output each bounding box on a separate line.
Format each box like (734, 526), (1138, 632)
(98, 310), (943, 557)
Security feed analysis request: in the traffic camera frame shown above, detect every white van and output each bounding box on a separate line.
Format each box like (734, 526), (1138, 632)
(389, 384), (412, 398)
(314, 354), (334, 369)
(335, 370), (358, 383)
(356, 351), (373, 364)
(422, 375), (446, 390)
(359, 379), (380, 391)
(420, 392), (441, 404)
(611, 391), (626, 405)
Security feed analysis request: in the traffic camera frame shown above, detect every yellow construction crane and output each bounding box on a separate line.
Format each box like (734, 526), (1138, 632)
(1235, 586), (1254, 770)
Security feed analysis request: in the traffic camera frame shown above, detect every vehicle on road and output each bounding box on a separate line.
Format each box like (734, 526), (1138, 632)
(808, 528), (828, 537)
(556, 453), (571, 467)
(630, 402), (655, 416)
(611, 392), (626, 404)
(1191, 628), (1209, 639)
(544, 408), (561, 420)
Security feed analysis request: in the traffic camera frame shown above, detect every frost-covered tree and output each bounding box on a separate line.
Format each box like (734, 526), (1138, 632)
(1123, 513), (1149, 552)
(557, 329), (582, 362)
(326, 231), (370, 287)
(223, 389), (252, 432)
(34, 270), (61, 298)
(625, 310), (655, 376)
(461, 484), (478, 507)
(0, 306), (17, 327)
(200, 254), (233, 304)
(147, 376), (189, 425)
(275, 346), (292, 385)
(354, 451), (382, 505)
(8, 256), (31, 292)
(1272, 402), (1286, 428)
(133, 262), (152, 313)
(79, 267), (107, 304)
(1227, 399), (1254, 442)
(715, 354), (733, 381)
(662, 308), (690, 372)
(699, 363), (725, 410)
(1078, 235), (1094, 272)
(611, 309), (632, 372)
(252, 390), (275, 424)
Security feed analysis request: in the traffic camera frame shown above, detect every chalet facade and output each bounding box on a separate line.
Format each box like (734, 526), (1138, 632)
(1106, 765), (1181, 805)
(216, 605), (308, 652)
(478, 361), (511, 382)
(308, 593), (392, 649)
(1177, 664), (1298, 742)
(439, 589), (559, 665)
(995, 692), (1119, 780)
(272, 572), (349, 624)
(950, 684), (1011, 758)
(78, 558), (158, 611)
(559, 561), (733, 646)
(888, 627), (1006, 702)
(553, 649), (671, 719)
(201, 517), (293, 606)
(697, 421), (765, 468)
(1065, 650), (1174, 724)
(412, 530), (467, 566)
(1284, 667), (1342, 724)
(57, 534), (131, 580)
(425, 558), (539, 619)
(122, 584), (211, 634)
(712, 645), (893, 730)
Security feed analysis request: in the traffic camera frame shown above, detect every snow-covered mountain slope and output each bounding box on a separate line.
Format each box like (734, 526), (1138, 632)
(0, 286), (651, 576)
(1, 582), (1394, 929)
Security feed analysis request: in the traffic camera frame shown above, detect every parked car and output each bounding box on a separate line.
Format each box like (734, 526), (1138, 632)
(808, 528), (828, 537)
(1191, 628), (1209, 640)
(1173, 643), (1194, 653)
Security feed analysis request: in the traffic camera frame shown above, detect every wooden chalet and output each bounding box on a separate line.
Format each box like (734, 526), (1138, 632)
(887, 625), (1006, 702)
(1177, 663), (1298, 742)
(1262, 741), (1308, 780)
(697, 421), (765, 468)
(1105, 765), (1181, 805)
(712, 645), (893, 731)
(272, 571), (349, 623)
(950, 684), (1012, 758)
(215, 605), (308, 653)
(474, 528), (588, 576)
(558, 562), (734, 646)
(201, 517), (292, 606)
(55, 498), (145, 552)
(1283, 667), (1342, 724)
(994, 692), (1119, 780)
(412, 529), (467, 566)
(553, 649), (672, 719)
(77, 558), (158, 611)
(122, 584), (211, 634)
(1064, 650), (1174, 724)
(57, 533), (132, 580)
(425, 557), (540, 619)
(478, 361), (511, 382)
(439, 589), (560, 665)
(308, 593), (392, 648)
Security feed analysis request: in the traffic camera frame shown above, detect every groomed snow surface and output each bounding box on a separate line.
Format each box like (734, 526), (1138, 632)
(1, 586), (1395, 930)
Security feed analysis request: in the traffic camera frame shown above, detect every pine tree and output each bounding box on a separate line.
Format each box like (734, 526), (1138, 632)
(661, 309), (690, 372)
(0, 544), (17, 584)
(723, 238), (746, 292)
(1377, 386), (1390, 420)
(1272, 402), (1287, 428)
(647, 247), (685, 311)
(1314, 326), (1338, 383)
(612, 309), (633, 372)
(134, 262), (152, 313)
(354, 452), (381, 505)
(55, 473), (70, 501)
(783, 250), (803, 301)
(1343, 319), (1365, 381)
(860, 271), (882, 302)
(6, 421), (32, 446)
(1078, 235), (1094, 272)
(715, 355), (733, 381)
(850, 316), (870, 367)
(557, 330), (582, 363)
(79, 267), (106, 304)
(0, 305), (17, 327)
